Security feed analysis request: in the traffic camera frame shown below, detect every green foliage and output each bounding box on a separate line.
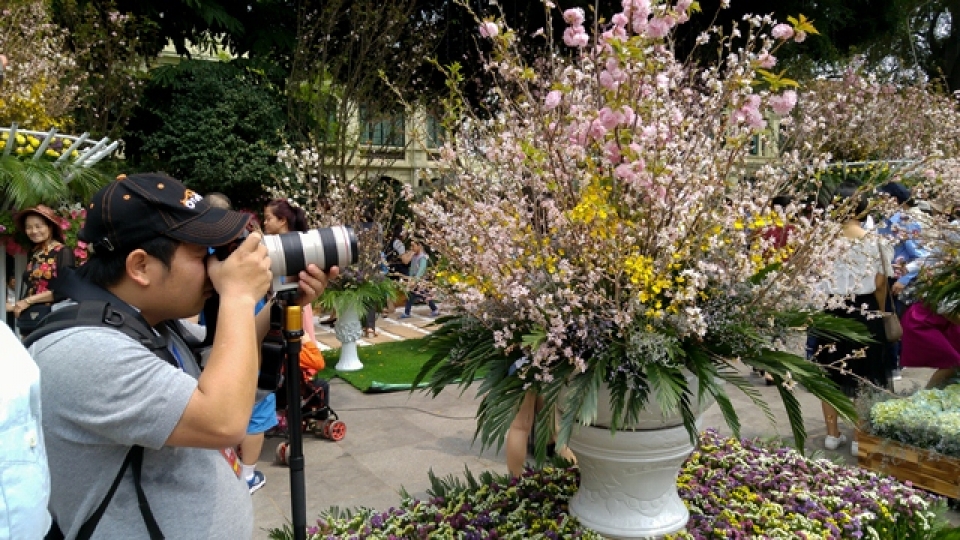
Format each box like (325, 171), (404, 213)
(0, 157), (108, 210)
(317, 277), (398, 316)
(124, 60), (286, 209)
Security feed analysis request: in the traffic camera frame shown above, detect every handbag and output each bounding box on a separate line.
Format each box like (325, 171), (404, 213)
(876, 239), (903, 343)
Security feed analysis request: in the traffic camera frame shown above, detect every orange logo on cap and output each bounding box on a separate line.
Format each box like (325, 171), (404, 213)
(181, 189), (203, 209)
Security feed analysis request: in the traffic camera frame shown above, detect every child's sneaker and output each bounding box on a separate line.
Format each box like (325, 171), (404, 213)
(247, 470), (266, 494)
(400, 313), (412, 319)
(429, 309), (440, 317)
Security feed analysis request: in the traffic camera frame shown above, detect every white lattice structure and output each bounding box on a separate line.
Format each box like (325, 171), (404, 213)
(1, 124), (118, 170)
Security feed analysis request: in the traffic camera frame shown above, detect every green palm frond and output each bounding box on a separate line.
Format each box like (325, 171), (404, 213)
(317, 278), (397, 314)
(688, 350), (744, 439)
(780, 310), (874, 344)
(0, 156), (109, 209)
(748, 348), (856, 453)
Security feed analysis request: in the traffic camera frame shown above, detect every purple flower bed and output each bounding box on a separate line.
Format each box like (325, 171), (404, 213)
(270, 430), (948, 539)
(669, 430), (943, 539)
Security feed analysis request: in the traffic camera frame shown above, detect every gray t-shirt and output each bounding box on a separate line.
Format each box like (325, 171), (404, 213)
(30, 326), (253, 540)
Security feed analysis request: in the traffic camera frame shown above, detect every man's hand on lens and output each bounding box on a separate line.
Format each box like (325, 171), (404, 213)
(207, 232), (272, 305)
(295, 264), (338, 307)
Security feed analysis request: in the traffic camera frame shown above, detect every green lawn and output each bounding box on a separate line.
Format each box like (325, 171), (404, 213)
(316, 338), (447, 392)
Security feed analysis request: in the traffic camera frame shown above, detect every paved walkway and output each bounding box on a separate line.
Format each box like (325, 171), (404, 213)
(250, 307), (958, 538)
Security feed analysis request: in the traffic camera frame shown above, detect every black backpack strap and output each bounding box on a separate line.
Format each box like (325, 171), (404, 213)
(74, 446), (162, 540)
(130, 447), (164, 539)
(23, 301), (178, 368)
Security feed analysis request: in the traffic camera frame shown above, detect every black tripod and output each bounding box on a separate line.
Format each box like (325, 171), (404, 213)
(272, 291), (307, 540)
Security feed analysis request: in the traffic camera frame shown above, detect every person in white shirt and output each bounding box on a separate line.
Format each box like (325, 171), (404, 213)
(815, 182), (894, 455)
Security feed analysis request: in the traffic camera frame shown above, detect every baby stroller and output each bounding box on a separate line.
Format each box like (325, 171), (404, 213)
(274, 369), (346, 466)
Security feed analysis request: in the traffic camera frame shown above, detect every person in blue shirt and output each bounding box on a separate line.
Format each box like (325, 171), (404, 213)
(876, 182), (930, 380)
(0, 320), (51, 539)
(400, 239), (439, 318)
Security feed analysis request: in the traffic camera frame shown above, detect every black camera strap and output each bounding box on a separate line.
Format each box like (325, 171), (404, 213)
(259, 298), (285, 390)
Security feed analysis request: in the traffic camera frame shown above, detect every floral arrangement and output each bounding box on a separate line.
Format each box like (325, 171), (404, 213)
(272, 146), (410, 316)
(781, 64), (960, 164)
(268, 430), (947, 540)
(669, 430), (944, 539)
(866, 384), (960, 459)
(412, 2), (880, 459)
(274, 465), (600, 539)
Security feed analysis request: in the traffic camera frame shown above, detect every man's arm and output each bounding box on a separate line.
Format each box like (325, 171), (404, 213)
(167, 256), (336, 449)
(166, 235), (271, 448)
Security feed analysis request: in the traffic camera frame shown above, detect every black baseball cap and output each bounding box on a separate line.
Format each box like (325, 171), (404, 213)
(878, 182), (913, 205)
(80, 173), (250, 253)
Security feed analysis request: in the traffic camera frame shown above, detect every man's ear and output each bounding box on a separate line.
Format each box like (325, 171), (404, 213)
(125, 249), (152, 287)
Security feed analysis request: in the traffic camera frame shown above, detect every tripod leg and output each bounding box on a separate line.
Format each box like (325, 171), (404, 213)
(285, 339), (306, 540)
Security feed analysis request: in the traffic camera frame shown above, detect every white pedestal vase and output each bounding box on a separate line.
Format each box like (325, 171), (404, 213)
(567, 377), (712, 539)
(333, 304), (364, 371)
(568, 419), (701, 539)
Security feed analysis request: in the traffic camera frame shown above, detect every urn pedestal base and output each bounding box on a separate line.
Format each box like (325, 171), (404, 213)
(333, 305), (364, 372)
(568, 421), (698, 539)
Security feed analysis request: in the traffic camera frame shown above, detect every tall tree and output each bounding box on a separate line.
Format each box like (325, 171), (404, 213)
(885, 0), (960, 89)
(123, 60), (287, 209)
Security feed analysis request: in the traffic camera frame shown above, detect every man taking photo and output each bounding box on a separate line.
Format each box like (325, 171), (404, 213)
(28, 173), (337, 539)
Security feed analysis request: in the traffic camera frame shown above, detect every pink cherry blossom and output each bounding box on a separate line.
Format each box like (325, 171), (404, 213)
(771, 24), (794, 40)
(589, 119), (608, 140)
(599, 70), (619, 90)
(604, 140), (622, 163)
(563, 26), (589, 48)
(614, 162), (637, 182)
(544, 90), (562, 110)
(598, 107), (623, 130)
(769, 90), (797, 116)
(563, 8), (585, 26)
(757, 53), (777, 69)
(646, 17), (671, 39)
(479, 21), (499, 39)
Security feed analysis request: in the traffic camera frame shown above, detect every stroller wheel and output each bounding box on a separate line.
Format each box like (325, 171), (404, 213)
(316, 419), (331, 438)
(276, 441), (290, 466)
(326, 420), (346, 441)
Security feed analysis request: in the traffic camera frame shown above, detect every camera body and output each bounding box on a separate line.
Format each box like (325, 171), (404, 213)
(216, 225), (357, 292)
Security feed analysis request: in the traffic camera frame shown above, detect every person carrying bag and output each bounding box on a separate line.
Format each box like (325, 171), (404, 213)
(876, 239), (903, 342)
